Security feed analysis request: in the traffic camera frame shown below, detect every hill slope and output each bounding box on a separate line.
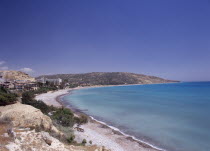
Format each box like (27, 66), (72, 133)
(0, 70), (35, 82)
(37, 72), (178, 86)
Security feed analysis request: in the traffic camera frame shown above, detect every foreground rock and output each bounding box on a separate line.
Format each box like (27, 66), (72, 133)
(4, 128), (104, 151)
(0, 103), (109, 151)
(0, 102), (59, 134)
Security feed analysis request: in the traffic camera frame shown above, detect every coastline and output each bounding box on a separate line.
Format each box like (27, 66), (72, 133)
(36, 86), (165, 151)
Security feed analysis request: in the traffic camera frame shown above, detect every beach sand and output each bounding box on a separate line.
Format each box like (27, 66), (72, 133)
(35, 89), (71, 107)
(35, 87), (162, 151)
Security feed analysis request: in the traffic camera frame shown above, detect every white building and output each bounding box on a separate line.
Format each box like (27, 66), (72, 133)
(37, 77), (62, 85)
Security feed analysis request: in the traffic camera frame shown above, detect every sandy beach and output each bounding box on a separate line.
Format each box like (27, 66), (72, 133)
(35, 87), (162, 151)
(35, 89), (72, 107)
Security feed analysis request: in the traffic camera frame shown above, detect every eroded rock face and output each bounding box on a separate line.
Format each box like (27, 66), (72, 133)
(0, 70), (35, 82)
(0, 103), (110, 151)
(5, 129), (108, 151)
(0, 103), (59, 134)
(41, 131), (53, 145)
(5, 129), (69, 151)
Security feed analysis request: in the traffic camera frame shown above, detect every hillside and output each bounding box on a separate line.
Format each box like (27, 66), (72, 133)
(37, 72), (179, 86)
(0, 70), (35, 82)
(0, 103), (109, 151)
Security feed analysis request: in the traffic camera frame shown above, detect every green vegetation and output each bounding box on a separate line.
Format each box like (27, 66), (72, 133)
(74, 114), (88, 125)
(82, 139), (87, 145)
(22, 86), (58, 106)
(21, 88), (88, 127)
(69, 84), (79, 88)
(21, 86), (89, 145)
(22, 91), (56, 114)
(33, 87), (58, 94)
(67, 134), (75, 144)
(22, 91), (35, 102)
(0, 87), (17, 106)
(22, 86), (58, 113)
(66, 134), (89, 146)
(52, 108), (75, 127)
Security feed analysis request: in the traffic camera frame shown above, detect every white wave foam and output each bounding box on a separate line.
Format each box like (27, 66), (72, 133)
(89, 116), (166, 151)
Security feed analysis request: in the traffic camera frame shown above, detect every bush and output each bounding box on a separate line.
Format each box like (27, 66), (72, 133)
(22, 88), (87, 130)
(22, 91), (35, 104)
(79, 114), (88, 124)
(0, 87), (17, 106)
(31, 100), (52, 114)
(82, 139), (87, 145)
(67, 135), (75, 144)
(52, 108), (75, 127)
(0, 87), (7, 93)
(22, 91), (57, 114)
(33, 87), (58, 94)
(69, 84), (79, 88)
(89, 140), (92, 144)
(74, 114), (88, 125)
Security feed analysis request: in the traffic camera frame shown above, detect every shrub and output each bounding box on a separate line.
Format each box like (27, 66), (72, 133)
(73, 117), (80, 124)
(0, 87), (17, 106)
(69, 84), (79, 88)
(31, 100), (51, 114)
(89, 140), (92, 144)
(82, 139), (87, 145)
(74, 114), (88, 125)
(22, 88), (86, 130)
(0, 87), (7, 93)
(22, 91), (57, 114)
(22, 91), (35, 104)
(79, 114), (88, 124)
(67, 135), (75, 144)
(33, 87), (58, 94)
(52, 108), (75, 127)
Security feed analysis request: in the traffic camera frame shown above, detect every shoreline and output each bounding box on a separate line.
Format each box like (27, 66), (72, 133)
(88, 116), (164, 151)
(36, 85), (166, 151)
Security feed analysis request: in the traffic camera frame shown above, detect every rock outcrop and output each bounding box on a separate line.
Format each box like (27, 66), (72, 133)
(0, 103), (59, 134)
(4, 128), (106, 151)
(0, 70), (35, 82)
(0, 103), (110, 151)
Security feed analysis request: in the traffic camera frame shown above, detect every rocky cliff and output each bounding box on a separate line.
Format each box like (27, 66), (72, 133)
(0, 103), (109, 151)
(0, 70), (35, 82)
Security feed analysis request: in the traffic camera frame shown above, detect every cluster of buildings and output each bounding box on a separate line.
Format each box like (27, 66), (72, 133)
(0, 72), (63, 91)
(0, 79), (38, 91)
(36, 77), (63, 85)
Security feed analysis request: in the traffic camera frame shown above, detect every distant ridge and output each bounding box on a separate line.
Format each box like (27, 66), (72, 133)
(36, 72), (179, 86)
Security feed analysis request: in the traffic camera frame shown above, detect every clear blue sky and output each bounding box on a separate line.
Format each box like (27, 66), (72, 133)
(0, 0), (209, 81)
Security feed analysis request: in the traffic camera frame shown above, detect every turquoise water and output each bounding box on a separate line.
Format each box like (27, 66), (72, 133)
(62, 82), (210, 151)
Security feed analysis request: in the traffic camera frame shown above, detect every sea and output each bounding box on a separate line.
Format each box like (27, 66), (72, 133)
(62, 82), (210, 151)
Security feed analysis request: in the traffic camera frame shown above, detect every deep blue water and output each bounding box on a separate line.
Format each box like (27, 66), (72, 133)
(62, 82), (210, 151)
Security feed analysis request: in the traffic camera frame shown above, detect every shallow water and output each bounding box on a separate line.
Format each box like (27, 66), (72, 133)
(63, 82), (210, 151)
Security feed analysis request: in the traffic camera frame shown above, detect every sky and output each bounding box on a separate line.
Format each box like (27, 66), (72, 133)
(0, 0), (210, 81)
